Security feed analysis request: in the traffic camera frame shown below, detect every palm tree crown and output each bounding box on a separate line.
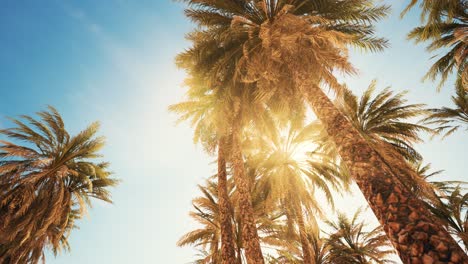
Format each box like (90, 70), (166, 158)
(404, 0), (467, 90)
(325, 209), (397, 264)
(335, 81), (430, 162)
(0, 106), (118, 264)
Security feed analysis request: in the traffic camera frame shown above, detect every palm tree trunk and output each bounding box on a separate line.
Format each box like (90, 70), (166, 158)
(295, 75), (468, 263)
(235, 218), (244, 264)
(217, 137), (237, 264)
(230, 115), (264, 264)
(293, 198), (313, 264)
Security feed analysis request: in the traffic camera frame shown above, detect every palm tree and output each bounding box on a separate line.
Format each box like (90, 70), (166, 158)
(272, 227), (332, 264)
(177, 1), (467, 262)
(178, 171), (294, 263)
(325, 209), (397, 264)
(320, 82), (467, 261)
(0, 106), (118, 264)
(426, 186), (468, 251)
(412, 163), (468, 251)
(403, 0), (467, 90)
(170, 85), (238, 263)
(335, 81), (429, 163)
(177, 181), (227, 263)
(244, 115), (348, 264)
(423, 81), (468, 137)
(332, 82), (442, 199)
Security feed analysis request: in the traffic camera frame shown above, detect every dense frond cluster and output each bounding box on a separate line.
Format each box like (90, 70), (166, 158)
(0, 107), (118, 264)
(175, 0), (468, 263)
(404, 0), (467, 90)
(324, 209), (397, 264)
(335, 81), (430, 162)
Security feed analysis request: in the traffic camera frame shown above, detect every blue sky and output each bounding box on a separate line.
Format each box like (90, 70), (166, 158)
(0, 1), (466, 263)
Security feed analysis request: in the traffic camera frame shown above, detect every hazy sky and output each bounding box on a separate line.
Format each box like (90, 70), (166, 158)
(0, 1), (466, 263)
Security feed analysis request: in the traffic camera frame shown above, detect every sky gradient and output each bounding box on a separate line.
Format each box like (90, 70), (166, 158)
(0, 1), (466, 263)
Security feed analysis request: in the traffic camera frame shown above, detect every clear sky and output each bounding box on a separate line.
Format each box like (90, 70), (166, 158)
(0, 1), (465, 263)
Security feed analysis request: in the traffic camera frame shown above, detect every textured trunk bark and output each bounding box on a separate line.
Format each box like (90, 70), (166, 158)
(295, 74), (468, 264)
(231, 115), (265, 264)
(217, 137), (238, 264)
(293, 199), (313, 264)
(236, 217), (244, 264)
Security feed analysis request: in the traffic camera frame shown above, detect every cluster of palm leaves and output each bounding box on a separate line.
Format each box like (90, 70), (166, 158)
(174, 79), (467, 263)
(173, 0), (467, 263)
(403, 0), (467, 90)
(0, 107), (118, 263)
(404, 0), (467, 136)
(181, 178), (397, 264)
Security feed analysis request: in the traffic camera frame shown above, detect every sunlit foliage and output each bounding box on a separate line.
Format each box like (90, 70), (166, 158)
(0, 107), (118, 264)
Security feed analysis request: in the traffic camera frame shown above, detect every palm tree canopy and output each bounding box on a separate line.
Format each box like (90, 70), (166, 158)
(325, 209), (397, 264)
(177, 181), (222, 262)
(403, 0), (467, 89)
(244, 115), (349, 216)
(177, 0), (389, 109)
(169, 81), (232, 154)
(335, 81), (430, 162)
(0, 106), (118, 263)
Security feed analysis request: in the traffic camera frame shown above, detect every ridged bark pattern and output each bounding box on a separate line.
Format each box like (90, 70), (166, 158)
(217, 137), (238, 264)
(231, 116), (265, 264)
(296, 75), (468, 264)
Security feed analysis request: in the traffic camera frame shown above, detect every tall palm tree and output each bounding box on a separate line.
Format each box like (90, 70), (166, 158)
(170, 84), (239, 263)
(175, 1), (387, 260)
(403, 0), (467, 90)
(332, 82), (442, 199)
(0, 106), (118, 264)
(244, 115), (348, 264)
(318, 82), (463, 258)
(423, 81), (468, 137)
(321, 81), (467, 261)
(325, 209), (397, 264)
(177, 1), (467, 262)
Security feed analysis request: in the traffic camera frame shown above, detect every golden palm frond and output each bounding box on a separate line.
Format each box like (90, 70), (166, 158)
(0, 106), (117, 264)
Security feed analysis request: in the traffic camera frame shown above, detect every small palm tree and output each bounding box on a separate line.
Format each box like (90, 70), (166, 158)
(178, 173), (292, 263)
(177, 181), (225, 263)
(403, 0), (467, 90)
(423, 82), (468, 137)
(325, 209), (397, 264)
(0, 106), (118, 264)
